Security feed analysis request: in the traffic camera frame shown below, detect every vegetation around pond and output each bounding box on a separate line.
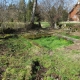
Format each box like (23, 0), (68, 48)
(1, 35), (80, 80)
(66, 35), (80, 39)
(0, 0), (80, 80)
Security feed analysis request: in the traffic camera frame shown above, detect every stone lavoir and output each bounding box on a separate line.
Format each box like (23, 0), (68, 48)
(69, 0), (80, 21)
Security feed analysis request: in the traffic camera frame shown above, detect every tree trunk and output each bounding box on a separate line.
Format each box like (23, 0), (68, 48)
(31, 0), (37, 24)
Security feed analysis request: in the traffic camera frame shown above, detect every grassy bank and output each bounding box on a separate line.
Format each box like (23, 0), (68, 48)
(0, 35), (80, 80)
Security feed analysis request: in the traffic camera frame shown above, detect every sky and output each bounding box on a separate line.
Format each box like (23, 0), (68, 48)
(0, 0), (28, 4)
(0, 0), (78, 6)
(0, 0), (78, 3)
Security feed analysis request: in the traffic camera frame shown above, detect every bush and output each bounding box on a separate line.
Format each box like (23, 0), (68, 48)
(0, 22), (28, 33)
(66, 24), (80, 32)
(0, 22), (27, 29)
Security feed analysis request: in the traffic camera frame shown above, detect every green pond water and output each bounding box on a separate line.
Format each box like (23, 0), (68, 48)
(33, 36), (73, 50)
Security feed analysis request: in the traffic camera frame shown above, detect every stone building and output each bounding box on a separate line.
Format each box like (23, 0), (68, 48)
(69, 0), (80, 21)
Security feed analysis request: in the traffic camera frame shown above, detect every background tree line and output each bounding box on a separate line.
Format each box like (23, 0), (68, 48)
(0, 0), (75, 27)
(0, 0), (38, 23)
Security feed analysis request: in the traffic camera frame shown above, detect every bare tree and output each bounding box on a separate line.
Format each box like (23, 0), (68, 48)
(7, 4), (18, 22)
(18, 0), (26, 22)
(40, 0), (74, 28)
(0, 0), (19, 22)
(0, 0), (7, 22)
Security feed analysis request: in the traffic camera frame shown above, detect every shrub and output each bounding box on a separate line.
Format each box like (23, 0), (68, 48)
(1, 22), (27, 29)
(0, 22), (28, 33)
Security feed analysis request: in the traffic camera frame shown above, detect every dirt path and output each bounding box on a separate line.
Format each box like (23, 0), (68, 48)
(65, 43), (80, 50)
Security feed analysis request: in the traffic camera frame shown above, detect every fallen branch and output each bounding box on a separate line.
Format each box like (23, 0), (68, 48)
(56, 34), (80, 43)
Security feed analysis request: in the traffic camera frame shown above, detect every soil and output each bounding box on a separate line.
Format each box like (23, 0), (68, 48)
(65, 32), (80, 50)
(31, 61), (47, 80)
(70, 32), (80, 36)
(0, 68), (5, 80)
(65, 43), (80, 50)
(0, 44), (8, 55)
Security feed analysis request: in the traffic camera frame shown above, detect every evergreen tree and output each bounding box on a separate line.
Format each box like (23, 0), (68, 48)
(18, 0), (26, 22)
(27, 0), (33, 21)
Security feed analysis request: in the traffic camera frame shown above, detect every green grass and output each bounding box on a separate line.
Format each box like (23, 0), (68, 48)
(35, 22), (50, 28)
(33, 36), (73, 50)
(68, 35), (80, 39)
(50, 50), (80, 80)
(0, 36), (33, 80)
(59, 21), (80, 25)
(1, 36), (32, 53)
(41, 22), (50, 28)
(0, 35), (80, 80)
(63, 33), (80, 39)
